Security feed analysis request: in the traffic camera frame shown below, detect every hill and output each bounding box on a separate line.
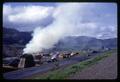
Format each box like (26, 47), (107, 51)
(53, 36), (117, 51)
(3, 27), (32, 45)
(3, 27), (117, 57)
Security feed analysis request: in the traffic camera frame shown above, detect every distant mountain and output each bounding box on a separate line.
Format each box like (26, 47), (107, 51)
(3, 27), (32, 45)
(52, 36), (117, 51)
(3, 27), (117, 57)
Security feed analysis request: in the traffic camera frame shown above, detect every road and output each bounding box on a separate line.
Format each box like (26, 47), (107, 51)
(3, 52), (103, 79)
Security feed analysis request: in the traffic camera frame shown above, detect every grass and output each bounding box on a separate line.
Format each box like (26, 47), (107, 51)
(33, 49), (116, 79)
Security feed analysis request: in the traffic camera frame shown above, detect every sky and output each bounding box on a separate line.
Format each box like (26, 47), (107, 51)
(3, 2), (117, 39)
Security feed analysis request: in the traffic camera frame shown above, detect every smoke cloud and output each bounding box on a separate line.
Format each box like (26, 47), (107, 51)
(23, 3), (82, 54)
(2, 3), (117, 55)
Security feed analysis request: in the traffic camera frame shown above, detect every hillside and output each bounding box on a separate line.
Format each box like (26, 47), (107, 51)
(3, 27), (117, 57)
(68, 52), (117, 79)
(53, 36), (117, 51)
(3, 27), (32, 45)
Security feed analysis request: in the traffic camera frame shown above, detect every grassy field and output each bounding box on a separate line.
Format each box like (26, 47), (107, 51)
(31, 49), (117, 79)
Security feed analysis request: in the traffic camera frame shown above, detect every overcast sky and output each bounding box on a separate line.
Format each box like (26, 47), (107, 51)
(3, 2), (117, 39)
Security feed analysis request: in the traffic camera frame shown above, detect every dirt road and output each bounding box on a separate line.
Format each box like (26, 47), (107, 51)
(68, 53), (117, 79)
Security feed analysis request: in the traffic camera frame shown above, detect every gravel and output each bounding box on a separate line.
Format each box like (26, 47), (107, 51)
(68, 53), (117, 79)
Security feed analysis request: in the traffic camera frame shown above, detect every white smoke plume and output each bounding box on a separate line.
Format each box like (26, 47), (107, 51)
(23, 3), (82, 54)
(23, 3), (117, 54)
